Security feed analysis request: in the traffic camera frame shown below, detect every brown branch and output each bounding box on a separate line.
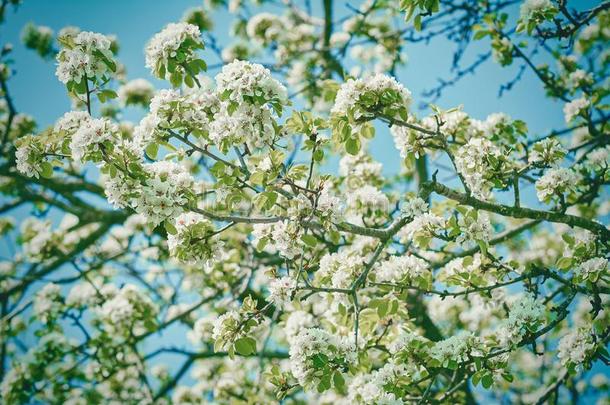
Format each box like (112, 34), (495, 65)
(422, 181), (609, 239)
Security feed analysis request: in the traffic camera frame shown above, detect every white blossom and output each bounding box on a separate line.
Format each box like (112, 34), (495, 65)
(390, 121), (430, 159)
(339, 153), (383, 185)
(563, 97), (589, 123)
(375, 255), (429, 284)
(54, 110), (91, 134)
(567, 69), (593, 89)
(245, 13), (284, 45)
(575, 257), (608, 282)
(118, 78), (155, 106)
(284, 310), (315, 344)
(66, 282), (100, 308)
(535, 167), (579, 203)
(15, 140), (43, 178)
(267, 276), (297, 308)
(429, 331), (481, 364)
(585, 145), (610, 171)
(330, 32), (350, 47)
(401, 197), (428, 218)
(69, 117), (118, 163)
(496, 293), (545, 346)
(55, 31), (115, 84)
(519, 0), (553, 21)
(145, 22), (203, 79)
(317, 250), (365, 289)
(252, 220), (303, 259)
(215, 59), (287, 105)
(331, 73), (411, 117)
(211, 310), (242, 349)
(289, 328), (356, 388)
(557, 328), (595, 368)
(20, 217), (53, 261)
(209, 103), (275, 150)
(317, 182), (344, 221)
(188, 314), (215, 344)
(348, 362), (407, 405)
(455, 137), (507, 199)
(387, 329), (428, 355)
(134, 161), (194, 226)
(348, 185), (389, 213)
(398, 212), (445, 242)
(456, 211), (492, 247)
(167, 212), (221, 265)
(33, 283), (62, 324)
(96, 284), (157, 336)
(529, 138), (566, 166)
(209, 60), (287, 150)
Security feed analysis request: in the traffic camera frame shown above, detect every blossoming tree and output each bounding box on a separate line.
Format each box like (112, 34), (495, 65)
(1, 0), (609, 403)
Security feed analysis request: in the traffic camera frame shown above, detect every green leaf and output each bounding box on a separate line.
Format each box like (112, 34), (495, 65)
(376, 300), (389, 317)
(556, 257), (573, 271)
(263, 191), (278, 209)
(270, 150), (285, 166)
(311, 353), (328, 368)
(472, 370), (483, 386)
(313, 148), (324, 162)
(234, 336), (257, 356)
(193, 58), (207, 72)
(301, 234), (318, 247)
(100, 89), (118, 100)
(360, 124), (375, 139)
(39, 161), (53, 178)
(253, 194), (268, 211)
(164, 221), (177, 235)
(473, 30), (489, 40)
(414, 14), (422, 31)
(249, 171), (265, 186)
(184, 73), (194, 88)
(477, 240), (488, 256)
(145, 143), (159, 159)
(333, 371), (345, 391)
(256, 237), (268, 252)
(317, 373), (332, 393)
(481, 374), (494, 389)
(170, 71), (182, 88)
(345, 137), (360, 155)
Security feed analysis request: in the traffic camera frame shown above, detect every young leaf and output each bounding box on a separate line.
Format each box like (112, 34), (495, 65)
(234, 337), (257, 356)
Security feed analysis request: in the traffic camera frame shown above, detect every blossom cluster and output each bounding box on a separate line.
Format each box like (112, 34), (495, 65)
(167, 212), (222, 265)
(252, 220), (304, 260)
(95, 284), (158, 337)
(535, 167), (579, 203)
(133, 161), (195, 226)
(496, 293), (545, 346)
(348, 362), (407, 404)
(211, 60), (287, 150)
(331, 73), (411, 118)
(374, 254), (430, 288)
(118, 78), (155, 107)
(557, 328), (595, 370)
(145, 22), (205, 83)
(289, 328), (357, 389)
(454, 137), (511, 199)
(55, 31), (116, 86)
(518, 0), (556, 34)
